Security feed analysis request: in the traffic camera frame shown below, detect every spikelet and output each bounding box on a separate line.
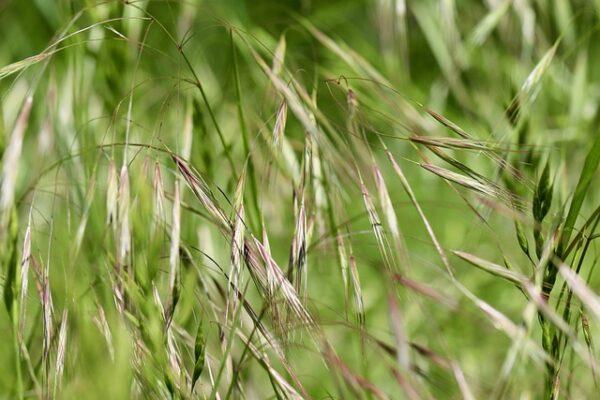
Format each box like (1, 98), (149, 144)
(152, 283), (166, 322)
(426, 110), (469, 138)
(114, 165), (130, 313)
(358, 173), (394, 272)
(309, 136), (326, 224)
(373, 164), (410, 270)
(18, 208), (32, 335)
(290, 195), (307, 298)
(421, 163), (515, 205)
(0, 53), (51, 80)
(335, 231), (349, 306)
(167, 181), (181, 324)
(53, 310), (69, 396)
(173, 155), (314, 329)
(348, 254), (364, 325)
(173, 155), (229, 230)
(272, 100), (287, 148)
(272, 34), (286, 76)
(166, 329), (184, 391)
(228, 170), (246, 315)
(252, 236), (313, 328)
(92, 305), (114, 361)
(31, 257), (54, 375)
(453, 250), (528, 286)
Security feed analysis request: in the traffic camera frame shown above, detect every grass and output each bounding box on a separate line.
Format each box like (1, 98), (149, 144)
(1, 0), (600, 398)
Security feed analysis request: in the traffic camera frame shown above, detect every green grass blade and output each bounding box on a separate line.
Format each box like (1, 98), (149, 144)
(560, 130), (600, 254)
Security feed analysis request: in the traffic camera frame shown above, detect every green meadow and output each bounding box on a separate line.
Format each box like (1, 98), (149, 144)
(0, 0), (599, 398)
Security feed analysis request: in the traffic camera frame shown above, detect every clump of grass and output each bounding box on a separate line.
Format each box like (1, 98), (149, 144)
(1, 1), (600, 399)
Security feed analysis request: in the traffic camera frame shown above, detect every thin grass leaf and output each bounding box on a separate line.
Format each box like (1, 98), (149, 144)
(3, 207), (19, 319)
(232, 32), (260, 232)
(468, 0), (512, 46)
(73, 176), (97, 258)
(560, 131), (600, 253)
(411, 1), (462, 91)
(385, 149), (453, 276)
